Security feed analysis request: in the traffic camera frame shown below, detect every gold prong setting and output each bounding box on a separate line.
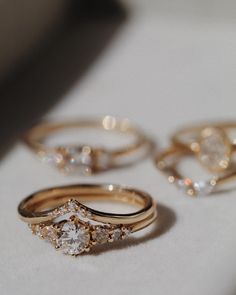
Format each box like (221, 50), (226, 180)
(40, 144), (112, 175)
(28, 212), (131, 256)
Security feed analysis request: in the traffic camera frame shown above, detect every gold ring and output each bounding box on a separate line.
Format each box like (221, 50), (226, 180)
(155, 146), (215, 196)
(23, 115), (153, 175)
(155, 145), (236, 196)
(171, 122), (236, 172)
(18, 184), (157, 256)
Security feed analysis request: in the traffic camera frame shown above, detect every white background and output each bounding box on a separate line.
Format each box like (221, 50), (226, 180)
(1, 1), (236, 294)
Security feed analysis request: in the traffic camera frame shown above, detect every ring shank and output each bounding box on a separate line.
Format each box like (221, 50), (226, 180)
(18, 184), (157, 228)
(172, 122), (236, 151)
(24, 117), (151, 158)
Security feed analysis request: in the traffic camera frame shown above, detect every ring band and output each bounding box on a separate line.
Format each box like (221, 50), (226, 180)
(18, 184), (157, 256)
(23, 116), (153, 174)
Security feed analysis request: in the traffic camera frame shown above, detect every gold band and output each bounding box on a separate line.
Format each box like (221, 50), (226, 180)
(171, 122), (236, 153)
(171, 122), (236, 151)
(23, 116), (153, 174)
(18, 184), (157, 256)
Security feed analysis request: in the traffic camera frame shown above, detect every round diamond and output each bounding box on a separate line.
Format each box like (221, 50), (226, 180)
(57, 222), (90, 255)
(112, 228), (122, 241)
(67, 200), (79, 212)
(122, 227), (131, 238)
(92, 227), (109, 244)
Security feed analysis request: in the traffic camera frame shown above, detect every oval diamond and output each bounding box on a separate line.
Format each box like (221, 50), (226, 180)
(198, 127), (231, 172)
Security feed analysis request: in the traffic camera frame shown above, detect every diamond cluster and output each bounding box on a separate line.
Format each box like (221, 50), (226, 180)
(175, 178), (216, 196)
(29, 200), (131, 256)
(39, 145), (111, 175)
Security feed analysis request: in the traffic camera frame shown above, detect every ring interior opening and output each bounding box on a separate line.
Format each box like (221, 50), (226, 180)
(22, 186), (148, 214)
(25, 119), (146, 156)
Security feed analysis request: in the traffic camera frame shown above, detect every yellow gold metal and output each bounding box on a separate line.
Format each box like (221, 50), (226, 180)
(18, 184), (158, 256)
(23, 116), (153, 174)
(154, 144), (236, 196)
(171, 122), (236, 173)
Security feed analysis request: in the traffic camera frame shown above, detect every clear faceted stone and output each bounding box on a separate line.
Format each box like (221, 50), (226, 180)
(122, 227), (131, 238)
(92, 227), (109, 244)
(176, 179), (186, 190)
(67, 200), (79, 212)
(112, 228), (122, 241)
(41, 226), (58, 241)
(39, 152), (63, 165)
(193, 181), (214, 195)
(57, 222), (90, 255)
(176, 179), (192, 192)
(33, 224), (42, 237)
(199, 128), (231, 171)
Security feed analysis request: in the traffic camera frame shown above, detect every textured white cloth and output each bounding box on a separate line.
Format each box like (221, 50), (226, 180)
(1, 1), (236, 294)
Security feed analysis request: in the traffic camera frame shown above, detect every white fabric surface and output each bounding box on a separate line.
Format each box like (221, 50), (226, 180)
(1, 1), (236, 294)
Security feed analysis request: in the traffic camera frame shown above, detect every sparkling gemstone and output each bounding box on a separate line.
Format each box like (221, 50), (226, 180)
(92, 227), (109, 244)
(32, 224), (42, 237)
(122, 227), (131, 238)
(112, 228), (122, 241)
(67, 200), (79, 212)
(39, 151), (63, 165)
(57, 222), (90, 255)
(41, 226), (58, 241)
(62, 146), (93, 174)
(176, 178), (191, 192)
(193, 181), (214, 195)
(199, 127), (231, 171)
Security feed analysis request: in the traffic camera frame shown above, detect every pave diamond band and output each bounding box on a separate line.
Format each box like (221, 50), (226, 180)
(18, 184), (157, 256)
(23, 116), (153, 175)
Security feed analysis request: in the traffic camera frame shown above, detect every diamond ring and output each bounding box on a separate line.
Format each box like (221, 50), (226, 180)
(23, 116), (153, 175)
(155, 123), (236, 196)
(171, 122), (236, 173)
(18, 184), (157, 256)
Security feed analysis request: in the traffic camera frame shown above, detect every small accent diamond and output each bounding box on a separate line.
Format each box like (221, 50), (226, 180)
(92, 227), (109, 244)
(111, 228), (122, 241)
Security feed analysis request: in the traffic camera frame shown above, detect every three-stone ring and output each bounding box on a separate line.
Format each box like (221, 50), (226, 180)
(23, 116), (153, 175)
(155, 122), (236, 196)
(18, 184), (158, 256)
